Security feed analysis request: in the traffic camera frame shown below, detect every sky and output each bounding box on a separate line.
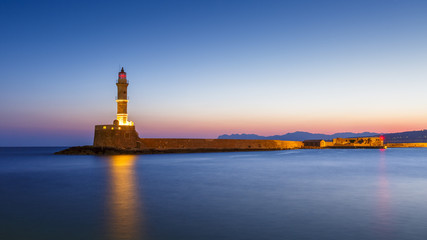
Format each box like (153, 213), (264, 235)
(1, 0), (427, 146)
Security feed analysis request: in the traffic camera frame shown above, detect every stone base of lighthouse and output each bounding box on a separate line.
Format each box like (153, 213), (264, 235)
(93, 125), (140, 149)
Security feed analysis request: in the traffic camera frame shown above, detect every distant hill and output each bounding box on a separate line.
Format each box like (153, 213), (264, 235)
(218, 130), (427, 143)
(383, 130), (427, 143)
(218, 131), (378, 141)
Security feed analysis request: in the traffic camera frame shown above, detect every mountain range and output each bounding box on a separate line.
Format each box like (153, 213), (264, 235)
(218, 130), (427, 143)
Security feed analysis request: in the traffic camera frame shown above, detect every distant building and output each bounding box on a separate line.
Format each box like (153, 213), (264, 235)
(333, 137), (383, 147)
(303, 137), (384, 148)
(303, 140), (326, 148)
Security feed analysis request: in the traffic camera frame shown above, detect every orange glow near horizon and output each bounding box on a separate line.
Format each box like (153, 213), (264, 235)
(5, 111), (425, 140)
(132, 113), (427, 138)
(6, 105), (425, 140)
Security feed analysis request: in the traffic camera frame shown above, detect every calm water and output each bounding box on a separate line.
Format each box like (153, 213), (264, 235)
(1, 148), (427, 240)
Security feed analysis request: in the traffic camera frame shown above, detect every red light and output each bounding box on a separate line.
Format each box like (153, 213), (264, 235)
(119, 73), (126, 79)
(379, 136), (385, 141)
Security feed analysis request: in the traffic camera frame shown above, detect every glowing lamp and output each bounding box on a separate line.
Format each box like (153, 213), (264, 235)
(379, 136), (385, 141)
(118, 67), (126, 79)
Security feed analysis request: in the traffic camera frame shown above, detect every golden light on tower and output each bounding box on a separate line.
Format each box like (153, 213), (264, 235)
(93, 67), (139, 149)
(115, 67), (134, 126)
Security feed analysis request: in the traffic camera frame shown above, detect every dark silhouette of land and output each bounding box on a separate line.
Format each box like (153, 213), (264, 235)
(219, 130), (427, 143)
(218, 131), (378, 141)
(383, 130), (427, 143)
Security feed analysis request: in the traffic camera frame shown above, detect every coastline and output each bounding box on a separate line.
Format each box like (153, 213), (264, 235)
(54, 144), (423, 155)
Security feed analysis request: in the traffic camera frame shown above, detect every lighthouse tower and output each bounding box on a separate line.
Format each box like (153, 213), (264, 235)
(93, 68), (139, 148)
(115, 67), (133, 126)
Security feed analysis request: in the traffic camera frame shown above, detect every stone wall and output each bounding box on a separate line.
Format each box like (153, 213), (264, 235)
(386, 143), (427, 148)
(93, 125), (303, 151)
(138, 138), (303, 151)
(92, 128), (427, 151)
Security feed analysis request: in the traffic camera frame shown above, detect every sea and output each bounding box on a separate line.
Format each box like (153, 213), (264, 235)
(1, 147), (427, 240)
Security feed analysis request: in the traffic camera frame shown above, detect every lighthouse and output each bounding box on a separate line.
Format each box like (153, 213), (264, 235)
(93, 68), (139, 148)
(115, 67), (133, 126)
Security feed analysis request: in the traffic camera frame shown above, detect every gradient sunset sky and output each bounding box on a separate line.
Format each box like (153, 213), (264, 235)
(1, 0), (427, 146)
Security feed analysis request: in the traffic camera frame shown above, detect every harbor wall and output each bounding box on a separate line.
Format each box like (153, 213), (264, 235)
(138, 138), (303, 151)
(94, 125), (426, 151)
(93, 126), (303, 151)
(386, 143), (427, 148)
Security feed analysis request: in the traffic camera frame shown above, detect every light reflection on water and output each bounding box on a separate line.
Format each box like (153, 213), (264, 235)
(376, 149), (392, 238)
(107, 155), (144, 240)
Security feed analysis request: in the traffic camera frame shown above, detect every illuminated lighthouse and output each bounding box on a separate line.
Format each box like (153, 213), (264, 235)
(115, 67), (134, 126)
(93, 67), (139, 148)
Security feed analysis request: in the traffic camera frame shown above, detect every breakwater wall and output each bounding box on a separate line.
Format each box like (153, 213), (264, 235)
(386, 143), (427, 148)
(93, 125), (303, 151)
(138, 138), (303, 151)
(92, 124), (426, 154)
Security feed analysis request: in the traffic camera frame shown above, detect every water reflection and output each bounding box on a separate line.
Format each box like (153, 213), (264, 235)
(376, 149), (392, 238)
(107, 155), (144, 240)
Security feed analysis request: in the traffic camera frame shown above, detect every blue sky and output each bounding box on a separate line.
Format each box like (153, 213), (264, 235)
(1, 0), (427, 146)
